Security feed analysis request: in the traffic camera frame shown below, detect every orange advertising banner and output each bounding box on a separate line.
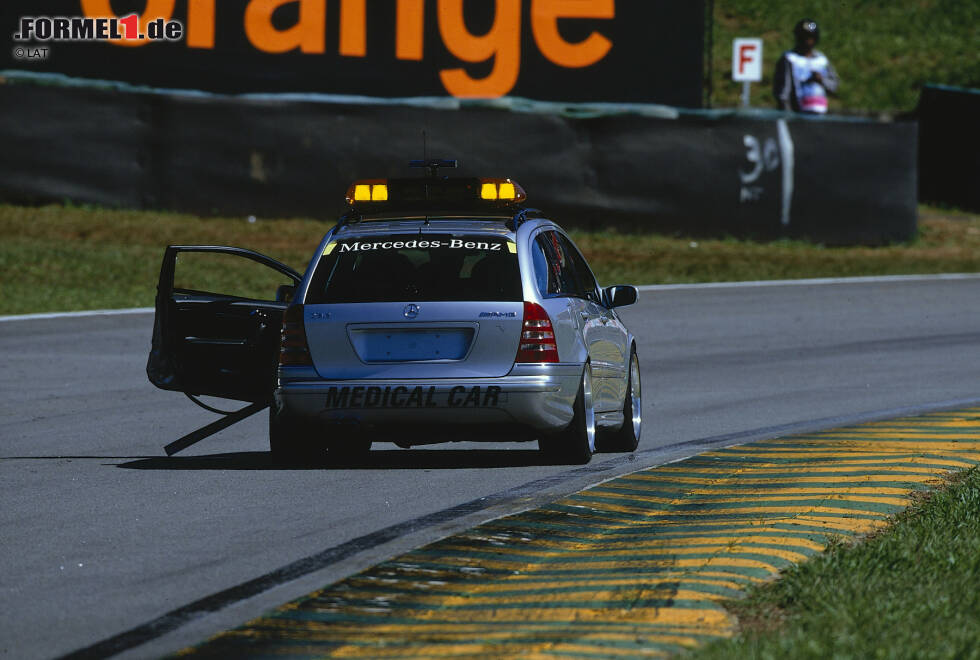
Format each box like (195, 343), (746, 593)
(3, 0), (704, 105)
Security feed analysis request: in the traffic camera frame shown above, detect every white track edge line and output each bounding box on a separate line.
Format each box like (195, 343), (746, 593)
(0, 307), (155, 323)
(636, 272), (980, 291)
(1, 273), (978, 322)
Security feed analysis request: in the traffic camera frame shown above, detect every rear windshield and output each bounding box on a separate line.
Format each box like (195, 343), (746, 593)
(306, 234), (522, 303)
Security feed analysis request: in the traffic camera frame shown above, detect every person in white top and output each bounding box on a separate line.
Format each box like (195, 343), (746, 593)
(773, 19), (839, 114)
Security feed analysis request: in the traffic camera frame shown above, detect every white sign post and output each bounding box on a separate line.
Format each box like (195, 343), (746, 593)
(732, 38), (763, 108)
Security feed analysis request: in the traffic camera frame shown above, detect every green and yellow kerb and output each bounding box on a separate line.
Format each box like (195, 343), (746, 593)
(180, 408), (980, 658)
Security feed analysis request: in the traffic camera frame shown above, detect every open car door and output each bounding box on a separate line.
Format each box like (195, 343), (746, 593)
(147, 246), (302, 404)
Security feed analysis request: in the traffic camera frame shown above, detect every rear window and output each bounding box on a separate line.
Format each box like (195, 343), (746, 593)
(306, 234), (522, 303)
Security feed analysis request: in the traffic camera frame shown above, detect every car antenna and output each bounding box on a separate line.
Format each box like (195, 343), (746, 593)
(421, 129), (429, 233)
(422, 131), (429, 232)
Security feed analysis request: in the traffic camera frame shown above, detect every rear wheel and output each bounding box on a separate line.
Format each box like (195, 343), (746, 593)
(539, 364), (595, 464)
(269, 407), (322, 460)
(598, 347), (641, 452)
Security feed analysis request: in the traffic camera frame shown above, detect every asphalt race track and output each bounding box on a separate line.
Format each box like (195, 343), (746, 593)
(2, 276), (979, 659)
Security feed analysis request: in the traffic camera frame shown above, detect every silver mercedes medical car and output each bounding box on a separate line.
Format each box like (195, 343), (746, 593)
(147, 162), (640, 464)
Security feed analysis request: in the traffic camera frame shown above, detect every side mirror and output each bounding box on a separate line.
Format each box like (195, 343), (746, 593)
(275, 284), (296, 304)
(604, 285), (638, 309)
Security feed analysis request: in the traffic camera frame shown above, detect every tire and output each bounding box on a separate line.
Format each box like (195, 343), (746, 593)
(598, 347), (641, 453)
(539, 364), (595, 465)
(268, 407), (322, 460)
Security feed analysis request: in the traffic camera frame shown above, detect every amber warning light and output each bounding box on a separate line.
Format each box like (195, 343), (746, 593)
(479, 179), (524, 202)
(347, 180), (389, 203)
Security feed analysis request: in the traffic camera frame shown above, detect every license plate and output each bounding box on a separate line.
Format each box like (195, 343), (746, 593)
(349, 328), (473, 362)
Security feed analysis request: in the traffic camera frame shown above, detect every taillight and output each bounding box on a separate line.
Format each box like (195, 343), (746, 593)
(279, 304), (313, 366)
(516, 301), (559, 363)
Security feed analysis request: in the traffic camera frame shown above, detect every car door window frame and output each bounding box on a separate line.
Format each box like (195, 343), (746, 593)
(531, 228), (602, 305)
(556, 233), (603, 306)
(166, 246), (302, 300)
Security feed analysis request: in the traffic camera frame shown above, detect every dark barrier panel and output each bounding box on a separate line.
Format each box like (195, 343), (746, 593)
(0, 82), (916, 244)
(789, 120), (918, 244)
(575, 115), (917, 244)
(918, 85), (980, 213)
(1, 0), (704, 107)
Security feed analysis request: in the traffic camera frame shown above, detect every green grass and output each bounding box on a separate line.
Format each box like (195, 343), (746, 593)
(0, 204), (328, 315)
(689, 467), (980, 659)
(1, 203), (979, 315)
(573, 212), (980, 286)
(709, 0), (980, 113)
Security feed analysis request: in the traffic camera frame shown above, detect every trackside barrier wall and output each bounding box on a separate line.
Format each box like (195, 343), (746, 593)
(918, 84), (980, 213)
(0, 79), (917, 244)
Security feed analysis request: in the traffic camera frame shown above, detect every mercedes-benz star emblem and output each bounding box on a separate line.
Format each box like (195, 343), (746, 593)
(403, 304), (420, 319)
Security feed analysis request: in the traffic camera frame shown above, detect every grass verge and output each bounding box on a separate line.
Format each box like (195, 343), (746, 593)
(710, 0), (980, 113)
(1, 203), (978, 316)
(688, 467), (980, 659)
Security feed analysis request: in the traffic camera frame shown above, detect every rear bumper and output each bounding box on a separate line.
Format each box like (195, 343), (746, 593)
(275, 363), (583, 435)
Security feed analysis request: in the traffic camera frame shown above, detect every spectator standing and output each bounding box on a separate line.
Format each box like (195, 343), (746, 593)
(774, 19), (839, 114)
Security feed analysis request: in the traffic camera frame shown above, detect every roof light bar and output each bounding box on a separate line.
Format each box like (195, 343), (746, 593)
(345, 176), (527, 209)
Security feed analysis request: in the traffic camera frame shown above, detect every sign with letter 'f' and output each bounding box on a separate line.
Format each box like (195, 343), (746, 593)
(732, 38), (763, 82)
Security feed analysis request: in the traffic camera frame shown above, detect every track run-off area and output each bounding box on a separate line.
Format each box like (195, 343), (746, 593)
(1, 274), (979, 658)
(183, 407), (980, 657)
